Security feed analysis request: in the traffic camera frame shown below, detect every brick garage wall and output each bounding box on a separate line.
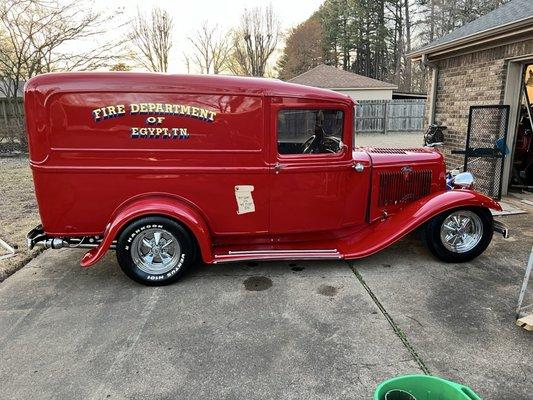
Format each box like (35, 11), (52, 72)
(429, 38), (533, 169)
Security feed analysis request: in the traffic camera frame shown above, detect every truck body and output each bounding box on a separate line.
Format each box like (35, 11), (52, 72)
(25, 72), (507, 285)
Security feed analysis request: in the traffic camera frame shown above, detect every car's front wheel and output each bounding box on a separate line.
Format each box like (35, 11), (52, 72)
(423, 207), (493, 263)
(116, 216), (195, 285)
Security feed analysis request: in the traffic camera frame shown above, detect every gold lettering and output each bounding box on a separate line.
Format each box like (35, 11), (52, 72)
(92, 108), (102, 121)
(106, 105), (117, 117)
(95, 103), (216, 124)
(199, 108), (208, 120)
(180, 105), (191, 115)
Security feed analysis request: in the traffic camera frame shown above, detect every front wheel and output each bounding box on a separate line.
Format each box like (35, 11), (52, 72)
(116, 216), (195, 286)
(423, 207), (493, 263)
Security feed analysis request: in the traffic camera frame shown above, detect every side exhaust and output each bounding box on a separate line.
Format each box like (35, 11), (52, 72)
(27, 225), (113, 250)
(40, 238), (68, 249)
(493, 220), (509, 239)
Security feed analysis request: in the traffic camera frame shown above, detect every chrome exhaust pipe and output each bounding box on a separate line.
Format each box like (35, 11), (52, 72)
(41, 238), (68, 249)
(27, 225), (115, 250)
(493, 220), (509, 239)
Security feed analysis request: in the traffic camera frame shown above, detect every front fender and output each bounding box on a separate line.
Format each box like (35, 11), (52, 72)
(80, 194), (213, 268)
(342, 189), (501, 259)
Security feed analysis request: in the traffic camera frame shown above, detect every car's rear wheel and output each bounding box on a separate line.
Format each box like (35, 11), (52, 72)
(116, 216), (195, 285)
(423, 207), (493, 263)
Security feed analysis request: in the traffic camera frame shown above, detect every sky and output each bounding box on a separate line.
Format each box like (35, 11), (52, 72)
(88, 0), (325, 73)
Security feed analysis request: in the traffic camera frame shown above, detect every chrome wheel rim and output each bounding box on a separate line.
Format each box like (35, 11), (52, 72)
(440, 210), (483, 253)
(131, 228), (181, 275)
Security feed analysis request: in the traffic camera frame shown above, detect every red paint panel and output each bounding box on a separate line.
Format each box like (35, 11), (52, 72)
(26, 82), (271, 237)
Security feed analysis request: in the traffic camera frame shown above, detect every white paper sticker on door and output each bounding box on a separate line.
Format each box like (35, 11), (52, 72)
(235, 185), (255, 215)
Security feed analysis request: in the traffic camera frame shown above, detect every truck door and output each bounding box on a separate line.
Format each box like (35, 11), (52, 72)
(269, 102), (370, 234)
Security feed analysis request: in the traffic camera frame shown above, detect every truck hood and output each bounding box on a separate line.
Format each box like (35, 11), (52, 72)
(356, 146), (444, 166)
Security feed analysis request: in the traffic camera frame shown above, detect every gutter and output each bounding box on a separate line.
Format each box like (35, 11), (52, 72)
(329, 86), (398, 91)
(409, 15), (533, 61)
(421, 54), (438, 125)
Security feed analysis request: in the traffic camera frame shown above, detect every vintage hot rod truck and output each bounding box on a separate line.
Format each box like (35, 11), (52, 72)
(25, 72), (508, 285)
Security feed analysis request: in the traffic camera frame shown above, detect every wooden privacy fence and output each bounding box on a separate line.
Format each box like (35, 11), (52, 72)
(355, 99), (425, 134)
(0, 97), (26, 151)
(0, 97), (24, 122)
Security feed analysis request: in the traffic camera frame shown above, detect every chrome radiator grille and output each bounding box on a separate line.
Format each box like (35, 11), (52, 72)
(378, 169), (432, 207)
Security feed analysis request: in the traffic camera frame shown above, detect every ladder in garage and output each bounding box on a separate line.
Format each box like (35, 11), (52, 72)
(516, 245), (533, 331)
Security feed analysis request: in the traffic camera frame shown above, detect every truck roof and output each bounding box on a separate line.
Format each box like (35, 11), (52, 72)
(25, 72), (355, 105)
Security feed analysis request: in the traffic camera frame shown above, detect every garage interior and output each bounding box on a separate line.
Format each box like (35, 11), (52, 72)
(510, 63), (533, 192)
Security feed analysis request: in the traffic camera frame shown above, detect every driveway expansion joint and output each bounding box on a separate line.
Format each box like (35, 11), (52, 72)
(347, 261), (431, 375)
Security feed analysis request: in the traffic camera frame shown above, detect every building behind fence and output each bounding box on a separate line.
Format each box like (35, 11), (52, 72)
(355, 99), (426, 134)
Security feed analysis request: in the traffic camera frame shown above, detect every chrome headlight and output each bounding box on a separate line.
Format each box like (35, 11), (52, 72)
(449, 172), (475, 190)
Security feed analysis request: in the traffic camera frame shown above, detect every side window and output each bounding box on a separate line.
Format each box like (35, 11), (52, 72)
(277, 109), (344, 155)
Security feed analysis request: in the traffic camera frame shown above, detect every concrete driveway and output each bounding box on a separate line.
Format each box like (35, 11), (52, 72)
(0, 212), (532, 400)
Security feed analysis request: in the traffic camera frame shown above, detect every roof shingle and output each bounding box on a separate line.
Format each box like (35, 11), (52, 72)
(288, 64), (397, 89)
(413, 0), (533, 55)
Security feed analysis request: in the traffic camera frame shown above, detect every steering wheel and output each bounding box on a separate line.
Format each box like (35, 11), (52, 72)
(322, 136), (343, 153)
(302, 127), (326, 154)
(303, 134), (342, 154)
(302, 135), (319, 154)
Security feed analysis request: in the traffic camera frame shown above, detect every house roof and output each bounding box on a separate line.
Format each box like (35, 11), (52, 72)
(288, 64), (397, 90)
(410, 0), (533, 59)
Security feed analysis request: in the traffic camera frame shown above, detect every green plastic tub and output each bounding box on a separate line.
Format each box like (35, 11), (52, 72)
(374, 375), (482, 400)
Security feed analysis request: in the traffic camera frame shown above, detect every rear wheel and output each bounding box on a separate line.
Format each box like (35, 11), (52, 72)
(423, 207), (493, 263)
(116, 216), (195, 286)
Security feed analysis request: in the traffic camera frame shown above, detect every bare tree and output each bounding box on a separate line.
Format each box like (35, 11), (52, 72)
(211, 30), (232, 74)
(183, 53), (191, 74)
(0, 0), (122, 148)
(186, 22), (231, 74)
(227, 5), (280, 77)
(129, 7), (173, 72)
(403, 0), (413, 90)
(110, 62), (131, 71)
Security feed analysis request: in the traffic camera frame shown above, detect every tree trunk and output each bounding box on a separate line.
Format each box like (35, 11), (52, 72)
(403, 0), (412, 91)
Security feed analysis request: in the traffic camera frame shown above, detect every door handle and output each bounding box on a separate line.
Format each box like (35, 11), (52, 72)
(353, 162), (364, 172)
(274, 162), (283, 174)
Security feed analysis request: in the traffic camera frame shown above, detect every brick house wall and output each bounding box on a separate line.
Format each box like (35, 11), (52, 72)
(427, 38), (533, 169)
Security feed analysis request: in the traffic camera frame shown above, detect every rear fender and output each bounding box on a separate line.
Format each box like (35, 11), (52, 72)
(343, 189), (501, 259)
(80, 194), (213, 268)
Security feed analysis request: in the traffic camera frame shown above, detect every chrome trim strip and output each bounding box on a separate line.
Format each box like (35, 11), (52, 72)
(213, 254), (342, 264)
(227, 249), (339, 255)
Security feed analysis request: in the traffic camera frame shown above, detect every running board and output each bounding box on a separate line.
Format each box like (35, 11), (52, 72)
(213, 249), (341, 263)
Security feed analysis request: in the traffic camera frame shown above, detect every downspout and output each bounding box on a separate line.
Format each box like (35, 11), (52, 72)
(422, 54), (438, 125)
